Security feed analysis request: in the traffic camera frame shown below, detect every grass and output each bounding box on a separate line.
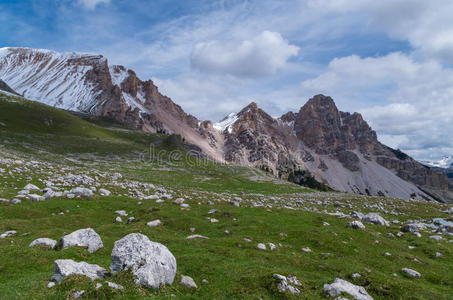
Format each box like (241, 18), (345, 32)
(0, 92), (452, 299)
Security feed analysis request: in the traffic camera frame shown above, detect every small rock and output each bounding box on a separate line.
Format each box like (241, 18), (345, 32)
(257, 243), (267, 250)
(47, 282), (55, 288)
(402, 268), (421, 278)
(362, 213), (389, 227)
(323, 278), (373, 300)
(126, 217), (135, 224)
(273, 274), (300, 294)
(72, 290), (85, 298)
(350, 221), (365, 229)
(96, 283), (102, 289)
(99, 188), (111, 196)
(106, 281), (124, 290)
(147, 219), (162, 227)
(429, 235), (442, 241)
(180, 275), (198, 288)
(268, 243), (277, 250)
(115, 210), (128, 217)
(302, 247), (312, 252)
(0, 230), (16, 238)
(29, 238), (57, 249)
(115, 216), (123, 223)
(186, 234), (209, 239)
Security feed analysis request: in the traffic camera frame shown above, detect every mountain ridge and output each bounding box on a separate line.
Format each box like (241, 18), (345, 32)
(1, 47), (452, 202)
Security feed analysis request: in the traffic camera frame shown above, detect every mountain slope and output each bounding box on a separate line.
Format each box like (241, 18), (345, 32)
(2, 47), (451, 202)
(0, 47), (221, 159)
(214, 95), (453, 202)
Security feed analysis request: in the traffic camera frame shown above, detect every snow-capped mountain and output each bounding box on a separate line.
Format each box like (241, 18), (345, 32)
(1, 47), (452, 202)
(420, 156), (453, 169)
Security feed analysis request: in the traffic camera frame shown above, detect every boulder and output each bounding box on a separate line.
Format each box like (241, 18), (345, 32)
(110, 233), (177, 289)
(362, 213), (389, 227)
(323, 278), (373, 300)
(29, 238), (57, 249)
(59, 228), (103, 253)
(51, 259), (106, 282)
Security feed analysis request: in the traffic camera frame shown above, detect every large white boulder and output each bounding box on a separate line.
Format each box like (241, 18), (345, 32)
(51, 259), (106, 283)
(324, 278), (373, 300)
(110, 233), (177, 289)
(59, 228), (103, 253)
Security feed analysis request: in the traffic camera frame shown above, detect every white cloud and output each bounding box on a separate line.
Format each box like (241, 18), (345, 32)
(191, 31), (299, 77)
(77, 0), (110, 10)
(311, 0), (453, 64)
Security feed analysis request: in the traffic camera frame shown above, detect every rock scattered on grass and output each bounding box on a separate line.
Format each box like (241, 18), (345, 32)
(323, 278), (373, 300)
(110, 233), (176, 289)
(350, 220), (365, 229)
(402, 268), (421, 278)
(257, 243), (267, 250)
(273, 274), (301, 294)
(51, 259), (106, 283)
(147, 219), (162, 227)
(59, 228), (103, 253)
(0, 230), (16, 238)
(29, 238), (57, 249)
(186, 234), (209, 240)
(180, 275), (198, 288)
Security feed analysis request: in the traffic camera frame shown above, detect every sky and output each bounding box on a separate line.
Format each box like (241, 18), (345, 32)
(1, 0), (452, 160)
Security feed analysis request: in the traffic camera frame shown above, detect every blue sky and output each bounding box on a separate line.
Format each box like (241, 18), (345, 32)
(1, 0), (453, 160)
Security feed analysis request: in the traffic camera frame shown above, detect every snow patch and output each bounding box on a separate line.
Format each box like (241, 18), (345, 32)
(213, 112), (238, 133)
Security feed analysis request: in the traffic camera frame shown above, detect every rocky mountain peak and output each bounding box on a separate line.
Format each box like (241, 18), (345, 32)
(294, 94), (379, 155)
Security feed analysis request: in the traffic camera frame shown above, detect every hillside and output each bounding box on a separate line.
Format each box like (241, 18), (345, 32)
(0, 91), (452, 299)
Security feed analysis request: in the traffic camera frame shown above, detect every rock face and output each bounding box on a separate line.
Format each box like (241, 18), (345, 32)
(59, 228), (103, 253)
(0, 79), (18, 95)
(323, 278), (373, 300)
(2, 47), (451, 202)
(110, 233), (177, 289)
(51, 259), (106, 282)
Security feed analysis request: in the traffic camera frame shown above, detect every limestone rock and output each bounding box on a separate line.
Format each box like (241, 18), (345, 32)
(59, 228), (103, 253)
(110, 233), (177, 289)
(51, 259), (106, 282)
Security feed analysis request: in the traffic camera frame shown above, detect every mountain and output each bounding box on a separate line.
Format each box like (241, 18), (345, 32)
(1, 47), (452, 202)
(214, 95), (453, 202)
(0, 47), (220, 158)
(420, 156), (453, 169)
(0, 79), (18, 95)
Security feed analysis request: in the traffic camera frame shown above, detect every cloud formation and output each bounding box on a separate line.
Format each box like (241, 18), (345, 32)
(77, 0), (110, 10)
(191, 31), (299, 78)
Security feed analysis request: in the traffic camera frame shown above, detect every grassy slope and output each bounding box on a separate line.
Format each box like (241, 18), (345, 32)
(0, 92), (452, 299)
